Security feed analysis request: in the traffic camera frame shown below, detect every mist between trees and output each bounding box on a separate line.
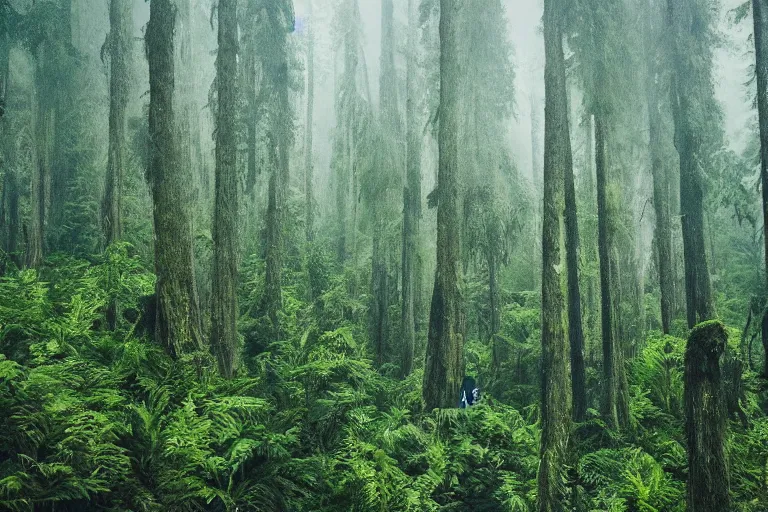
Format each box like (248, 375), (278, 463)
(0, 0), (767, 510)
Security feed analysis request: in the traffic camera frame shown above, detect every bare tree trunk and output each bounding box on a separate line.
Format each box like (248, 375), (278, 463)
(596, 113), (629, 431)
(564, 111), (586, 423)
(538, 0), (573, 507)
(400, 0), (422, 378)
(212, 0), (238, 378)
(684, 321), (730, 511)
(147, 0), (204, 357)
(752, 0), (768, 377)
(423, 0), (464, 411)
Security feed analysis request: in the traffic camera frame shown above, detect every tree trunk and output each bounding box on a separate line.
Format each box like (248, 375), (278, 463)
(29, 44), (54, 269)
(0, 26), (18, 267)
(305, 0), (315, 243)
(102, 0), (132, 247)
(400, 0), (422, 378)
(489, 250), (502, 373)
(538, 0), (573, 508)
(595, 113), (629, 431)
(752, 0), (768, 377)
(371, 0), (398, 367)
(422, 0), (464, 411)
(147, 0), (204, 358)
(212, 0), (238, 378)
(564, 108), (587, 423)
(684, 320), (730, 511)
(667, 0), (714, 329)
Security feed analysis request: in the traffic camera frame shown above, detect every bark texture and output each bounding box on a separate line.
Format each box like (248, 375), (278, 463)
(753, 0), (768, 377)
(102, 0), (132, 246)
(422, 0), (465, 411)
(595, 113), (629, 431)
(538, 0), (573, 508)
(684, 320), (730, 511)
(212, 0), (239, 378)
(147, 0), (204, 357)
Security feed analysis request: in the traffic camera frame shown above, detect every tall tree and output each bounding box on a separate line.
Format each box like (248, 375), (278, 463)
(667, 0), (717, 328)
(0, 3), (19, 267)
(305, 0), (315, 243)
(644, 1), (674, 335)
(752, 0), (768, 376)
(212, 0), (238, 378)
(372, 0), (400, 366)
(538, 0), (573, 507)
(261, 1), (294, 336)
(102, 0), (132, 246)
(146, 0), (204, 357)
(401, 0), (421, 377)
(422, 0), (464, 411)
(571, 0), (632, 431)
(684, 321), (731, 510)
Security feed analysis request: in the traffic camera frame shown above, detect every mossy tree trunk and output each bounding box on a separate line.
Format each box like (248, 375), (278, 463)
(422, 0), (465, 411)
(102, 0), (132, 247)
(212, 0), (238, 378)
(0, 25), (19, 268)
(595, 112), (629, 431)
(538, 0), (573, 508)
(684, 320), (730, 511)
(752, 0), (768, 377)
(147, 0), (204, 358)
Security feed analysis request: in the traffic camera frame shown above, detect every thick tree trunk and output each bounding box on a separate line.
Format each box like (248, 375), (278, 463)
(595, 113), (629, 431)
(400, 0), (421, 377)
(684, 320), (730, 511)
(305, 0), (315, 243)
(212, 0), (238, 378)
(0, 27), (18, 267)
(422, 0), (464, 411)
(538, 0), (573, 508)
(753, 0), (768, 377)
(102, 0), (132, 246)
(564, 112), (587, 423)
(667, 0), (714, 329)
(147, 0), (204, 357)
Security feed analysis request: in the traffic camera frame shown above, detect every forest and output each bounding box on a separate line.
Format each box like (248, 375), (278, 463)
(0, 0), (767, 510)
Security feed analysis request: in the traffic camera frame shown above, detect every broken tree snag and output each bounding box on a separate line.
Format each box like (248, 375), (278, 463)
(684, 320), (730, 512)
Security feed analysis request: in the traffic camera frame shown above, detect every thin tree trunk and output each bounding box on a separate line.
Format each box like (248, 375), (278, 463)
(684, 320), (730, 511)
(538, 0), (573, 507)
(29, 44), (53, 269)
(212, 0), (238, 378)
(595, 113), (629, 431)
(400, 0), (421, 378)
(0, 26), (18, 267)
(752, 0), (768, 377)
(305, 0), (315, 243)
(564, 107), (587, 423)
(372, 0), (398, 367)
(422, 0), (464, 411)
(489, 250), (502, 373)
(147, 0), (204, 357)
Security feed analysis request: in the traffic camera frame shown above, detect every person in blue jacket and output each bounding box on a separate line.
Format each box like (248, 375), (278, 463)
(458, 376), (480, 408)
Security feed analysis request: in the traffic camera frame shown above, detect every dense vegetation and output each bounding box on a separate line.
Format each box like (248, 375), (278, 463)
(0, 0), (767, 510)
